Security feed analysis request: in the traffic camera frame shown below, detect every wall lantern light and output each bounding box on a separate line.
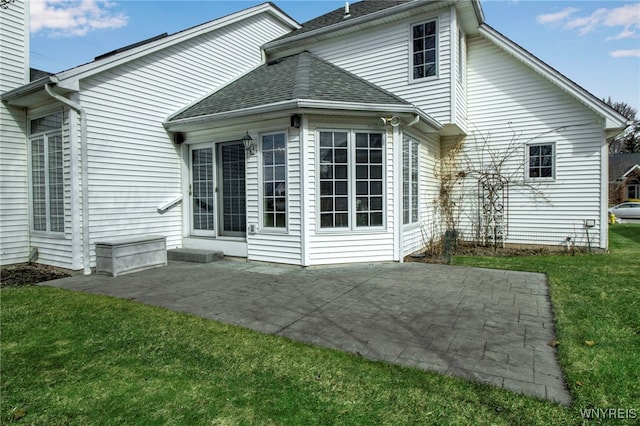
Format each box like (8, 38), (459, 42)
(242, 131), (256, 155)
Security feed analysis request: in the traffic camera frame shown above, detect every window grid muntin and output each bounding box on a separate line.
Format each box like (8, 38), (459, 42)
(403, 136), (420, 224)
(319, 131), (349, 228)
(31, 138), (47, 231)
(191, 147), (215, 231)
(528, 143), (554, 179)
(262, 132), (287, 229)
(412, 19), (437, 80)
(355, 132), (384, 227)
(48, 134), (64, 232)
(29, 110), (64, 233)
(318, 130), (385, 230)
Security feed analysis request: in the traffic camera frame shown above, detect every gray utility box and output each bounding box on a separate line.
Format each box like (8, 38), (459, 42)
(96, 235), (167, 277)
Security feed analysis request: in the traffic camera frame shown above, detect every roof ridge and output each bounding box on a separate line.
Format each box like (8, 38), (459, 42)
(291, 52), (311, 99)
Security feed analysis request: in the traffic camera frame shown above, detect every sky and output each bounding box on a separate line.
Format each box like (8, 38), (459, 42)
(28, 0), (640, 114)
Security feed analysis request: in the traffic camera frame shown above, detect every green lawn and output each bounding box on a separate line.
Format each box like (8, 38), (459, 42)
(1, 225), (638, 425)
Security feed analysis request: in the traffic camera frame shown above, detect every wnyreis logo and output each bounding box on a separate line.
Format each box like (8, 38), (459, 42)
(580, 408), (637, 420)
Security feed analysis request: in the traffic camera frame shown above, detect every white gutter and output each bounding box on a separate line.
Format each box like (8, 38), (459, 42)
(166, 99), (442, 132)
(44, 82), (91, 275)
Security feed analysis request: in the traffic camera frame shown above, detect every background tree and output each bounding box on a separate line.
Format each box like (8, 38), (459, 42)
(604, 97), (637, 120)
(0, 0), (15, 10)
(605, 97), (639, 154)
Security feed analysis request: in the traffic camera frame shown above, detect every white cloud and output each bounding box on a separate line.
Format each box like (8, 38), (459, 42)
(537, 3), (640, 39)
(610, 49), (640, 58)
(30, 0), (128, 37)
(536, 7), (579, 25)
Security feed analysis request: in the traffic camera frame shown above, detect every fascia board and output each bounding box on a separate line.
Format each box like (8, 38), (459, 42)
(54, 3), (298, 84)
(165, 99), (442, 131)
(1, 76), (52, 103)
(165, 99), (301, 129)
(478, 25), (628, 130)
(471, 0), (485, 24)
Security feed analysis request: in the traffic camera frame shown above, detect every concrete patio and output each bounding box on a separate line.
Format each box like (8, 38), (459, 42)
(43, 260), (570, 405)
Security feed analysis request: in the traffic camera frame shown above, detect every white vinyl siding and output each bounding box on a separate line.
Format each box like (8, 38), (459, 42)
(77, 13), (291, 266)
(0, 0), (30, 265)
(246, 121), (302, 264)
(466, 34), (605, 248)
(310, 8), (453, 125)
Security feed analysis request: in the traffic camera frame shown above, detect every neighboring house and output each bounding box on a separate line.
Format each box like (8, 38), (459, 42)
(0, 0), (628, 272)
(609, 153), (640, 205)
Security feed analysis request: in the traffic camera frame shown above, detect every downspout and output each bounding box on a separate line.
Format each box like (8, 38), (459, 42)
(44, 82), (91, 275)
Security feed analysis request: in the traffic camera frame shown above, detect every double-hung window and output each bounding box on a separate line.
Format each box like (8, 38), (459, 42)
(527, 143), (555, 179)
(29, 111), (64, 233)
(318, 130), (384, 230)
(262, 132), (287, 229)
(411, 19), (437, 80)
(403, 136), (419, 224)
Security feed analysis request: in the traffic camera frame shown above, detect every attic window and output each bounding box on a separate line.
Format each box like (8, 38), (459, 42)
(411, 19), (437, 80)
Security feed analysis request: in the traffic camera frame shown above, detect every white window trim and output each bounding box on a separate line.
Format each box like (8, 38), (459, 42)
(525, 142), (556, 182)
(28, 110), (65, 235)
(403, 135), (421, 227)
(315, 129), (387, 233)
(258, 130), (289, 234)
(409, 16), (439, 84)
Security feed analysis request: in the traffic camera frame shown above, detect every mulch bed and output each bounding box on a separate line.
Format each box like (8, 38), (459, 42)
(404, 243), (584, 264)
(1, 264), (70, 288)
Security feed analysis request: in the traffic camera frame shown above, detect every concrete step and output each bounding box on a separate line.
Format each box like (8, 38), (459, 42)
(167, 248), (224, 263)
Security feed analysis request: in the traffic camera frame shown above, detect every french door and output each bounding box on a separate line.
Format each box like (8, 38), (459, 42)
(218, 142), (246, 237)
(190, 142), (246, 238)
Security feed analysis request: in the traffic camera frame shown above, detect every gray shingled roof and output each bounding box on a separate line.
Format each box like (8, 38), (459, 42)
(171, 51), (410, 121)
(274, 0), (411, 41)
(610, 153), (640, 181)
